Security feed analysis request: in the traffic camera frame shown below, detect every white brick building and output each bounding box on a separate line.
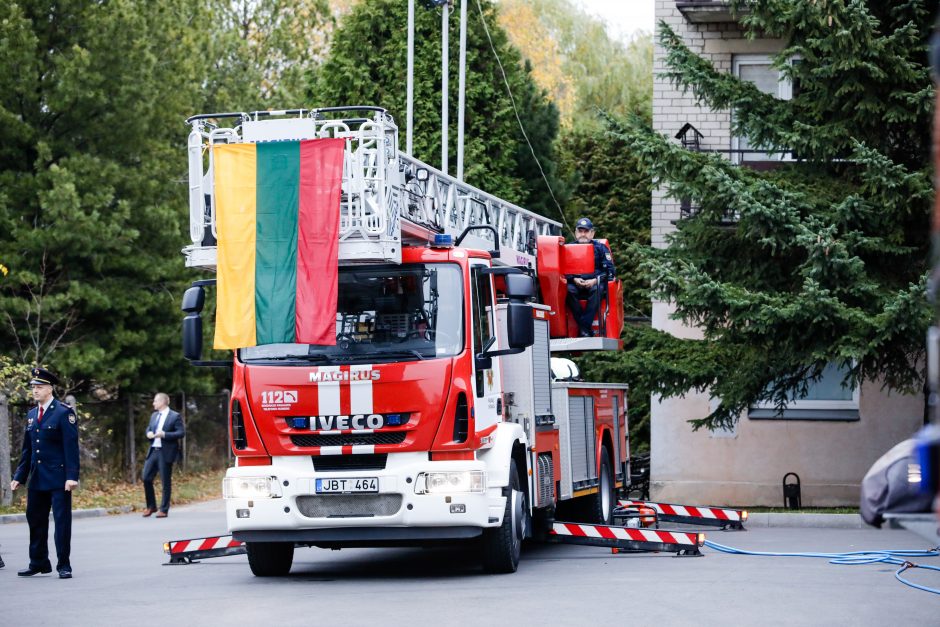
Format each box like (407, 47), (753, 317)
(650, 1), (922, 507)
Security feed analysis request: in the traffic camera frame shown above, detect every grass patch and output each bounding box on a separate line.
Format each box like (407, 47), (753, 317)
(0, 469), (224, 516)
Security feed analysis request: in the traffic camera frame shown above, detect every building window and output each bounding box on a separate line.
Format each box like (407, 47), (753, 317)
(749, 362), (860, 421)
(732, 54), (794, 165)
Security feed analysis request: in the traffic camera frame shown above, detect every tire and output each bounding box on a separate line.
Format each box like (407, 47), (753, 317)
(246, 541), (294, 577)
(587, 446), (615, 525)
(482, 458), (525, 574)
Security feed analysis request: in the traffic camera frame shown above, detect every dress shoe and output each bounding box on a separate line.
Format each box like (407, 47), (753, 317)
(18, 565), (52, 577)
(58, 567), (73, 579)
(155, 511), (168, 518)
(141, 508), (156, 517)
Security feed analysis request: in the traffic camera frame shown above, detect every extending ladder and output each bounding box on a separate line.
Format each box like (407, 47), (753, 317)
(184, 106), (561, 271)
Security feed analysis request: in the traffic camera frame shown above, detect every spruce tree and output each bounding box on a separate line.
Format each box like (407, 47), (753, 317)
(0, 1), (215, 393)
(603, 0), (934, 429)
(309, 0), (565, 216)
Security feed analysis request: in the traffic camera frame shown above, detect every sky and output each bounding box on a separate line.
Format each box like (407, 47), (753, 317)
(576, 0), (655, 41)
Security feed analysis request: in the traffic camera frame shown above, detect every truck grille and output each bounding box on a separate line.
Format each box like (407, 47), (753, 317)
(296, 494), (403, 518)
(291, 432), (407, 447)
(312, 454), (388, 472)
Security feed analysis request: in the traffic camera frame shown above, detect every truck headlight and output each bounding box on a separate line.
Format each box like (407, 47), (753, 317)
(222, 476), (281, 499)
(414, 471), (486, 494)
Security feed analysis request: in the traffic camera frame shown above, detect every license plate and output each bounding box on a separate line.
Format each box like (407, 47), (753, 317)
(315, 477), (378, 494)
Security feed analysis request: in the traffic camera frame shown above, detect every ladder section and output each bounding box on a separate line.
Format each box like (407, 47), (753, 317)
(183, 107), (560, 271)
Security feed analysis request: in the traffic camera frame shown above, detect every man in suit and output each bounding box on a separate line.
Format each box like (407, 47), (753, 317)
(142, 392), (185, 518)
(11, 367), (80, 579)
(566, 217), (616, 337)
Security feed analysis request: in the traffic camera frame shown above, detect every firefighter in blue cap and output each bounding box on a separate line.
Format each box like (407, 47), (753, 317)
(10, 367), (80, 579)
(566, 217), (616, 337)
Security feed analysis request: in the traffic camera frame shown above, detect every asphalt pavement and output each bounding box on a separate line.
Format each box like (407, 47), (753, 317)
(0, 500), (937, 626)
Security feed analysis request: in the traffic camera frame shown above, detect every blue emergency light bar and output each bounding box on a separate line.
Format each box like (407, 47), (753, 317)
(433, 234), (453, 247)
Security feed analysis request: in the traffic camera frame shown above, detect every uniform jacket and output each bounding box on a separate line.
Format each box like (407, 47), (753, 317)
(13, 399), (80, 491)
(147, 409), (185, 462)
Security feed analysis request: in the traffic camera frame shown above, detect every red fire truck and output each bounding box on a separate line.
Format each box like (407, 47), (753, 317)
(181, 107), (630, 575)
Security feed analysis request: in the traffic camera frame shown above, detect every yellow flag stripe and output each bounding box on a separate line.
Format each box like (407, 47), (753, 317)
(213, 144), (257, 349)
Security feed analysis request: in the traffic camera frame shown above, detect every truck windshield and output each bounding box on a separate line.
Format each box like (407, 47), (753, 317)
(239, 263), (463, 364)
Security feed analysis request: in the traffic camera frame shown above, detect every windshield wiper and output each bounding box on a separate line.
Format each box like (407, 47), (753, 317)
(245, 353), (334, 363)
(373, 350), (427, 361)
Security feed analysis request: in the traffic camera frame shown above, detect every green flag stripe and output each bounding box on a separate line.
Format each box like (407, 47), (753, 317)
(255, 141), (299, 344)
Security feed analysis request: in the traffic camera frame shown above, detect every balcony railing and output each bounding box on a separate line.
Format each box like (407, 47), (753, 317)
(673, 123), (789, 224)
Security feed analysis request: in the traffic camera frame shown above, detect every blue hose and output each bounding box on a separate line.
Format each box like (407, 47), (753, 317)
(703, 540), (940, 595)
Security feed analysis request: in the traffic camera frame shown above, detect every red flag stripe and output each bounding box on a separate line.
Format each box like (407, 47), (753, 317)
(296, 138), (344, 345)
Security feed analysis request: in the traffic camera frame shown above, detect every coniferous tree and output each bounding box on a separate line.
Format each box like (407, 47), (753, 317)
(598, 1), (934, 429)
(0, 1), (219, 393)
(309, 0), (566, 216)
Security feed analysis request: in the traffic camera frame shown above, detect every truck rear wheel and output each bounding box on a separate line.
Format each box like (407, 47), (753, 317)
(246, 541), (294, 577)
(587, 446), (615, 525)
(482, 459), (524, 574)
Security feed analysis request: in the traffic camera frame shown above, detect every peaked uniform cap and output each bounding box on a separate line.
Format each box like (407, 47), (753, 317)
(29, 367), (59, 386)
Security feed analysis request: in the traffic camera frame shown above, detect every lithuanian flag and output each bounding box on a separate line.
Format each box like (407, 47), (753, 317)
(212, 138), (345, 349)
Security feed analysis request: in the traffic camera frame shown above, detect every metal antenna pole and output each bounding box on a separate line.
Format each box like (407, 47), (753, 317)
(406, 0), (415, 156)
(441, 1), (449, 175)
(457, 0), (467, 180)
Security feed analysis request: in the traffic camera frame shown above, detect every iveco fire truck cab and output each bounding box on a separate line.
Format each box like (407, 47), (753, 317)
(181, 107), (629, 576)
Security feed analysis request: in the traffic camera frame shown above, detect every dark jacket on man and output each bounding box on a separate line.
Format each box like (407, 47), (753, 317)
(14, 398), (80, 491)
(146, 409), (185, 462)
(142, 408), (185, 515)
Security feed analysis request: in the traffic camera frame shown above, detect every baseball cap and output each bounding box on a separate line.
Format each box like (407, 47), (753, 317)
(575, 217), (594, 230)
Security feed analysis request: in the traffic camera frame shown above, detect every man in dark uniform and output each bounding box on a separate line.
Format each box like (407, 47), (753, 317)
(10, 367), (80, 579)
(566, 217), (616, 337)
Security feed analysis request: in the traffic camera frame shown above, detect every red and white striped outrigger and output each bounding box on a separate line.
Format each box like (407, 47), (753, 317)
(163, 535), (247, 565)
(618, 500), (748, 531)
(548, 521), (705, 557)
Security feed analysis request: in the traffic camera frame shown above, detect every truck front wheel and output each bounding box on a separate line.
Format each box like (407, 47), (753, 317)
(482, 458), (524, 573)
(246, 541), (294, 577)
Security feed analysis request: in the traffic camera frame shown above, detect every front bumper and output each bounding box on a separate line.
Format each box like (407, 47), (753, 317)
(224, 454), (506, 539)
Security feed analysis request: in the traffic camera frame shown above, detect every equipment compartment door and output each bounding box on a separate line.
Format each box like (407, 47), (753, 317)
(568, 395), (596, 488)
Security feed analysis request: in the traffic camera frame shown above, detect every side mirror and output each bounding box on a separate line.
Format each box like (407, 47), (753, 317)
(182, 314), (203, 361)
(182, 285), (206, 313)
(506, 302), (534, 349)
(504, 273), (533, 300)
(182, 285), (205, 361)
